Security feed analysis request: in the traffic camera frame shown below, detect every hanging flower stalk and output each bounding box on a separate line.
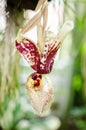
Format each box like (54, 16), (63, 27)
(15, 0), (74, 116)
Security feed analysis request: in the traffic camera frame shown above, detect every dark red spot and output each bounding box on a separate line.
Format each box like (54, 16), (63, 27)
(31, 73), (37, 80)
(38, 74), (42, 79)
(45, 44), (47, 47)
(34, 79), (40, 87)
(31, 72), (42, 81)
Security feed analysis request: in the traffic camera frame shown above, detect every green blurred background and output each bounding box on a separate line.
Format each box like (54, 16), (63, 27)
(0, 0), (86, 130)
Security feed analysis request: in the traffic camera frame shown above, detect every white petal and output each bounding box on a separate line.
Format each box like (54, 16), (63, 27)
(58, 20), (74, 41)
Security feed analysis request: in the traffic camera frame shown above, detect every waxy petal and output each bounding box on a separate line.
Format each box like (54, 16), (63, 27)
(16, 38), (59, 74)
(26, 73), (54, 116)
(37, 42), (59, 73)
(16, 39), (40, 71)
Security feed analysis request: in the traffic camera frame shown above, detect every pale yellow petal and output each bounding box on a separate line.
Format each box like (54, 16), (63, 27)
(58, 20), (74, 41)
(35, 0), (47, 11)
(37, 3), (48, 52)
(21, 2), (48, 34)
(55, 20), (74, 49)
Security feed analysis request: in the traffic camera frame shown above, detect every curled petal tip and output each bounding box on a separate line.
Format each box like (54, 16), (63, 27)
(58, 20), (74, 42)
(64, 20), (74, 31)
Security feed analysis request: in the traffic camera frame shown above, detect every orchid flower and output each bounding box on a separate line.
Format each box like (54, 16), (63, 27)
(15, 0), (74, 116)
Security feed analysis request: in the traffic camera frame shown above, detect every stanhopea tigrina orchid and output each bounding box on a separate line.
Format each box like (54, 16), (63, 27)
(15, 0), (74, 116)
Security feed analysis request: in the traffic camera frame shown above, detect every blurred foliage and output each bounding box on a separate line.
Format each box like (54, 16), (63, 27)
(71, 2), (86, 106)
(65, 0), (86, 130)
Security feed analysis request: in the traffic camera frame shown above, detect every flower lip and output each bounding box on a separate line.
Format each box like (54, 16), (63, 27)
(26, 72), (54, 116)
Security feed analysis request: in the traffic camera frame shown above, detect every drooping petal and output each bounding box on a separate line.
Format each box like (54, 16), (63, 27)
(45, 44), (58, 72)
(16, 39), (40, 71)
(37, 42), (59, 74)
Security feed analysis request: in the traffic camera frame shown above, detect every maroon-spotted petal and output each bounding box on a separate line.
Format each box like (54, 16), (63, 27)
(37, 42), (58, 74)
(16, 38), (59, 74)
(16, 39), (40, 71)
